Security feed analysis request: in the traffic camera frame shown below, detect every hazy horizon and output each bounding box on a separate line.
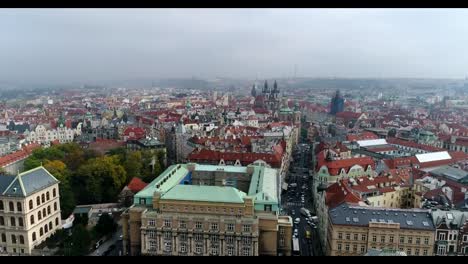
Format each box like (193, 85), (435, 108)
(2, 8), (468, 85)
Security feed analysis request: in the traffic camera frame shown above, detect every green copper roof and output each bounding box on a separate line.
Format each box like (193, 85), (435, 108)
(279, 107), (293, 113)
(161, 185), (246, 204)
(135, 164), (189, 201)
(248, 166), (278, 205)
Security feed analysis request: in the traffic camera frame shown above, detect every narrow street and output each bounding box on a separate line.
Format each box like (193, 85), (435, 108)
(281, 142), (322, 256)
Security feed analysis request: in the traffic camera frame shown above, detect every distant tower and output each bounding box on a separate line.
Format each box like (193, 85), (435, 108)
(330, 90), (344, 115)
(263, 80), (269, 94)
(251, 84), (257, 97)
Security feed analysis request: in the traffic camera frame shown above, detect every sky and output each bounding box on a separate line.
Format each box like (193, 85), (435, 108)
(1, 8), (468, 85)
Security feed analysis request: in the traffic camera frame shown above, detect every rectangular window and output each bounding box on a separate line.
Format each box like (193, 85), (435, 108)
(361, 245), (366, 253)
(195, 233), (203, 242)
(242, 225), (251, 233)
(353, 244), (357, 252)
(149, 241), (157, 251)
(346, 233), (350, 240)
(438, 233), (446, 241)
(148, 219), (156, 226)
(279, 237), (285, 247)
(227, 223), (235, 232)
(195, 222), (203, 230)
(163, 232), (171, 240)
(362, 234), (366, 241)
(180, 243), (187, 253)
(354, 234), (358, 241)
(345, 244), (350, 252)
(242, 248), (250, 256)
(400, 236), (405, 244)
(164, 219), (171, 228)
(416, 237), (420, 245)
(408, 237), (413, 244)
(437, 245), (446, 255)
(211, 223), (218, 231)
(389, 236), (394, 243)
(406, 248), (411, 256)
(179, 220), (186, 229)
(373, 235), (377, 242)
(227, 246), (235, 256)
(415, 248), (420, 256)
(337, 244), (342, 251)
(338, 233), (343, 239)
(424, 237), (429, 245)
(423, 249), (428, 256)
(464, 235), (468, 242)
(226, 236), (235, 244)
(381, 236), (385, 243)
(148, 230), (156, 239)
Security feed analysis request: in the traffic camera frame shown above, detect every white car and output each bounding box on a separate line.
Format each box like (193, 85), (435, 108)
(294, 218), (301, 224)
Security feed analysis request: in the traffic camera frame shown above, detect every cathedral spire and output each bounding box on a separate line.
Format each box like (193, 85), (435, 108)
(251, 83), (257, 97)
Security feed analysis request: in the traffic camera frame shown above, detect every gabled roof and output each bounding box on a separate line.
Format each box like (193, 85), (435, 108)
(126, 177), (148, 193)
(1, 167), (59, 197)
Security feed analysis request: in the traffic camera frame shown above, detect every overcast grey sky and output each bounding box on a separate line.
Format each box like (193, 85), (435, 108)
(1, 8), (468, 84)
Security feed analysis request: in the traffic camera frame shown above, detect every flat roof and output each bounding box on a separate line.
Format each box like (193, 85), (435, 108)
(357, 139), (387, 147)
(416, 151), (451, 163)
(195, 164), (247, 173)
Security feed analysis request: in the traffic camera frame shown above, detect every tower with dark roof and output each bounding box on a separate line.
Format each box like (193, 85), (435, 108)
(330, 90), (344, 115)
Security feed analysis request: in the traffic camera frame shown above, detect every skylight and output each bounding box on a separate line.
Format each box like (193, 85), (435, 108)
(406, 220), (413, 226)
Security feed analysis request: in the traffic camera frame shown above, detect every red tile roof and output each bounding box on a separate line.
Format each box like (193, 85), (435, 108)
(126, 177), (148, 193)
(336, 111), (363, 119)
(346, 131), (379, 142)
(316, 150), (375, 175)
(325, 182), (362, 209)
(0, 143), (41, 168)
(123, 127), (146, 141)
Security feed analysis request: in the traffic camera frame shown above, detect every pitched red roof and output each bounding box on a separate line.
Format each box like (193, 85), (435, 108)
(123, 127), (146, 141)
(0, 143), (41, 168)
(126, 177), (148, 193)
(316, 150), (375, 175)
(325, 182), (362, 209)
(336, 111), (363, 119)
(346, 131), (379, 142)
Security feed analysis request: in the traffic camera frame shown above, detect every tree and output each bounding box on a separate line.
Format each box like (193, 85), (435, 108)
(66, 224), (91, 256)
(44, 160), (76, 218)
(24, 158), (42, 171)
(74, 156), (127, 204)
(123, 151), (142, 179)
(94, 214), (117, 238)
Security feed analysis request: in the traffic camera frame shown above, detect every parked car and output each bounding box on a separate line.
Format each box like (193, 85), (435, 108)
(294, 218), (300, 224)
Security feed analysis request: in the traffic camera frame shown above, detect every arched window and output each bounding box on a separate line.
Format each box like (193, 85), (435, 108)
(9, 202), (14, 212)
(32, 232), (36, 242)
(41, 194), (45, 203)
(1, 233), (6, 242)
(29, 200), (33, 210)
(18, 217), (23, 227)
(49, 222), (52, 230)
(38, 211), (42, 221)
(11, 234), (16, 244)
(0, 200), (3, 210)
(47, 206), (51, 215)
(17, 202), (22, 212)
(36, 196), (40, 206)
(46, 192), (50, 201)
(10, 217), (16, 227)
(39, 228), (43, 236)
(54, 202), (57, 211)
(42, 208), (46, 217)
(19, 235), (24, 244)
(44, 224), (48, 233)
(30, 215), (35, 225)
(55, 218), (59, 226)
(53, 188), (56, 198)
(0, 216), (4, 226)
